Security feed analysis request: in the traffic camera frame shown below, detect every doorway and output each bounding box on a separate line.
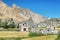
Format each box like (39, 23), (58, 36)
(23, 28), (26, 31)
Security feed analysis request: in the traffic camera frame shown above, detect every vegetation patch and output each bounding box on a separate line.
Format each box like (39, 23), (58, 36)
(55, 31), (60, 40)
(4, 28), (19, 31)
(57, 25), (60, 28)
(29, 32), (44, 37)
(0, 37), (21, 40)
(22, 35), (57, 40)
(55, 34), (60, 40)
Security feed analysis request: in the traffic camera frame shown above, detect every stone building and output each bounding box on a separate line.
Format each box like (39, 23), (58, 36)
(18, 18), (35, 32)
(41, 25), (58, 34)
(17, 18), (40, 32)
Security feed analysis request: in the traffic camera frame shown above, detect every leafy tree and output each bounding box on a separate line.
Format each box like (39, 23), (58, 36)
(0, 19), (15, 28)
(8, 22), (15, 28)
(2, 21), (8, 29)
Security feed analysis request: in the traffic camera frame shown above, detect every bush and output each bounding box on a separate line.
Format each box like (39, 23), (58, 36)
(57, 25), (60, 28)
(3, 21), (8, 29)
(29, 32), (44, 37)
(7, 23), (15, 28)
(0, 19), (15, 29)
(0, 21), (8, 29)
(55, 34), (60, 40)
(55, 31), (60, 40)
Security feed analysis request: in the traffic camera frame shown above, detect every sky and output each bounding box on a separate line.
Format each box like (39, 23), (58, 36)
(2, 0), (60, 18)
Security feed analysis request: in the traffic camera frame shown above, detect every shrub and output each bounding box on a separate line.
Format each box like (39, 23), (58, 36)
(55, 34), (60, 40)
(29, 32), (44, 37)
(55, 31), (60, 40)
(57, 25), (60, 28)
(0, 21), (8, 29)
(3, 21), (8, 29)
(7, 22), (15, 28)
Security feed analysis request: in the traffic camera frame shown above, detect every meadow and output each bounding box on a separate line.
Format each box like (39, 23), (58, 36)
(0, 31), (58, 40)
(0, 28), (60, 40)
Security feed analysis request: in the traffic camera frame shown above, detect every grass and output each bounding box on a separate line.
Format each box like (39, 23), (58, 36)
(29, 32), (44, 37)
(4, 28), (19, 31)
(0, 31), (29, 40)
(22, 35), (57, 40)
(0, 31), (58, 40)
(39, 27), (60, 31)
(0, 31), (29, 38)
(57, 26), (60, 28)
(0, 27), (59, 40)
(0, 28), (20, 31)
(55, 34), (60, 40)
(55, 31), (60, 40)
(0, 37), (21, 40)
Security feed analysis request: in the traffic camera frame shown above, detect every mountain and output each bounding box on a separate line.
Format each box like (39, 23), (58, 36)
(0, 1), (47, 24)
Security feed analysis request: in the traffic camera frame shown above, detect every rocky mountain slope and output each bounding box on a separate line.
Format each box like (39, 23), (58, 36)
(0, 1), (47, 24)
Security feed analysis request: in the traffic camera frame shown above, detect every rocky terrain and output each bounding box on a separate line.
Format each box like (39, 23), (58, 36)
(0, 1), (47, 24)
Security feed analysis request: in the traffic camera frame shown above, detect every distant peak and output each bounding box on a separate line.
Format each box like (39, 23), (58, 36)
(26, 8), (30, 11)
(12, 4), (22, 9)
(25, 8), (30, 12)
(48, 17), (51, 19)
(12, 4), (17, 8)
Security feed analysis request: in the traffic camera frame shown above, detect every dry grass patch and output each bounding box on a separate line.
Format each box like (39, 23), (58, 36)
(0, 31), (29, 38)
(56, 28), (60, 30)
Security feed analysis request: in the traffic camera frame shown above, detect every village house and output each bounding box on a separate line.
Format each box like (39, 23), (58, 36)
(41, 25), (58, 34)
(17, 18), (40, 33)
(18, 18), (35, 32)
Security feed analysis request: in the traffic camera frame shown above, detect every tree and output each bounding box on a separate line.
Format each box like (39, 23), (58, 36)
(8, 22), (15, 28)
(3, 21), (8, 29)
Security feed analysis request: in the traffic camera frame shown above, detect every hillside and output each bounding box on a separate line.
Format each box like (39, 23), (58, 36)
(0, 1), (47, 24)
